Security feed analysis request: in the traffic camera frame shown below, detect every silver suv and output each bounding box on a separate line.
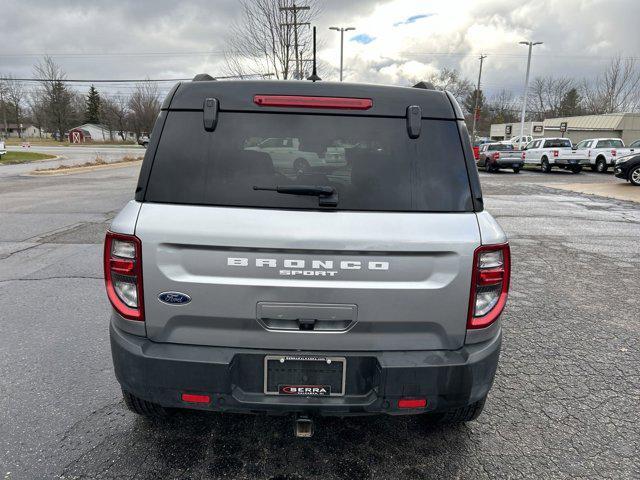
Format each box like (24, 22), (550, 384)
(105, 78), (510, 430)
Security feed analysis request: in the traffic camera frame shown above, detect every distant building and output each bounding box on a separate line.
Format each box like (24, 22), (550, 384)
(490, 113), (640, 145)
(66, 123), (136, 143)
(543, 113), (640, 145)
(0, 123), (47, 138)
(489, 122), (544, 141)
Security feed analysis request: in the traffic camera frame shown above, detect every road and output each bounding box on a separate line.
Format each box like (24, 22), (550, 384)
(0, 165), (638, 479)
(1, 145), (144, 177)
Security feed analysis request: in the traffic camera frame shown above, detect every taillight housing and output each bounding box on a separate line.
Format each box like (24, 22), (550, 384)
(104, 231), (144, 321)
(492, 152), (500, 160)
(521, 151), (526, 160)
(553, 150), (559, 158)
(468, 244), (510, 329)
(611, 149), (617, 157)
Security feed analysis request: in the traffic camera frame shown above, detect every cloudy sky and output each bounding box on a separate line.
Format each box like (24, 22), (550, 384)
(1, 0), (638, 100)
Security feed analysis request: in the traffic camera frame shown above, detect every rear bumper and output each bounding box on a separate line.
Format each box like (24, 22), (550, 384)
(110, 321), (501, 416)
(495, 160), (524, 167)
(553, 158), (589, 166)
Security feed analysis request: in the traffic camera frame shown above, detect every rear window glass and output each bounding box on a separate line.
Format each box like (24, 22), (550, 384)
(596, 139), (624, 148)
(544, 139), (572, 148)
(144, 112), (473, 212)
(487, 144), (514, 151)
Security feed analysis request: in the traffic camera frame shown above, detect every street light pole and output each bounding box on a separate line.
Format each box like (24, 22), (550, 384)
(329, 26), (355, 81)
(518, 41), (543, 143)
(471, 54), (487, 140)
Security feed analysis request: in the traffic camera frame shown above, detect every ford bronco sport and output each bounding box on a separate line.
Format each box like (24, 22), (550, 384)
(106, 77), (509, 430)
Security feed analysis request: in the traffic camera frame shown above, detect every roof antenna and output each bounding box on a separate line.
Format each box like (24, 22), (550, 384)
(307, 26), (322, 82)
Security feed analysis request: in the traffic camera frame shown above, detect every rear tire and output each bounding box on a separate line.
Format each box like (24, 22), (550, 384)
(425, 397), (487, 424)
(590, 164), (598, 172)
(123, 390), (171, 418)
(541, 157), (551, 173)
(629, 165), (640, 186)
(513, 166), (521, 174)
(570, 165), (582, 174)
(293, 158), (310, 171)
(596, 157), (608, 173)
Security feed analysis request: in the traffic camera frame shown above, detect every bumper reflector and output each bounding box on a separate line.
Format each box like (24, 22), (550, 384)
(181, 393), (211, 404)
(398, 398), (427, 409)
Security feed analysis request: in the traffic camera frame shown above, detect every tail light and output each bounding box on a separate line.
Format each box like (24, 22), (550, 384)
(553, 150), (559, 158)
(492, 152), (500, 160)
(104, 231), (144, 321)
(521, 151), (526, 160)
(611, 149), (617, 157)
(468, 244), (510, 329)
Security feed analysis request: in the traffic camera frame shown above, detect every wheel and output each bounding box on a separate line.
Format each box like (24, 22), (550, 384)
(425, 397), (487, 424)
(595, 157), (608, 173)
(122, 390), (171, 418)
(142, 142), (149, 149)
(570, 165), (582, 174)
(513, 166), (521, 174)
(629, 165), (640, 186)
(541, 157), (551, 173)
(293, 158), (310, 171)
(484, 160), (492, 173)
(590, 164), (598, 172)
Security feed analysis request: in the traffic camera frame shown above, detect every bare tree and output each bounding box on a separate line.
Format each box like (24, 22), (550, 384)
(225, 0), (321, 80)
(527, 76), (575, 119)
(34, 56), (75, 141)
(488, 89), (519, 124)
(128, 80), (161, 136)
(3, 75), (25, 137)
(426, 68), (474, 101)
(0, 77), (8, 135)
(582, 56), (640, 114)
(101, 95), (131, 141)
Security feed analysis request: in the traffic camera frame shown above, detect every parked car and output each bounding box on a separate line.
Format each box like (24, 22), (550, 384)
(572, 138), (635, 173)
(614, 153), (640, 186)
(500, 135), (533, 150)
(246, 137), (328, 171)
(472, 138), (492, 160)
(137, 135), (150, 148)
(0, 139), (6, 158)
(628, 139), (640, 150)
(523, 137), (588, 173)
(105, 78), (509, 433)
(477, 143), (524, 173)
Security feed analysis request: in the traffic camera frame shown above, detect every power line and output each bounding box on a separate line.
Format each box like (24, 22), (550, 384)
(0, 73), (271, 84)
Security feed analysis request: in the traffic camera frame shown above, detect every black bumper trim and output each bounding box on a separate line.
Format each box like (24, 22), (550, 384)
(110, 321), (501, 416)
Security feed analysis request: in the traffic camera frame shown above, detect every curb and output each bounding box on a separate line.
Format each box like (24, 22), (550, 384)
(28, 160), (143, 176)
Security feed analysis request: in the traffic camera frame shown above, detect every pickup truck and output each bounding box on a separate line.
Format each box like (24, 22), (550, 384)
(500, 135), (533, 150)
(572, 138), (638, 173)
(477, 143), (524, 173)
(523, 137), (588, 173)
(0, 139), (6, 158)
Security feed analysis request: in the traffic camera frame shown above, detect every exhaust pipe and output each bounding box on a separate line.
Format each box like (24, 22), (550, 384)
(294, 415), (314, 438)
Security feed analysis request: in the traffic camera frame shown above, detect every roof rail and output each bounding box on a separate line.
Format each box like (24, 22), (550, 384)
(413, 81), (435, 90)
(193, 73), (216, 82)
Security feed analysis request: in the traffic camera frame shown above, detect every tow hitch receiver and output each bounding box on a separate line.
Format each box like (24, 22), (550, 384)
(294, 415), (314, 438)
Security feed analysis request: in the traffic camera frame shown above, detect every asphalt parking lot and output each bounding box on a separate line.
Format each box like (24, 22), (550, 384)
(0, 164), (638, 479)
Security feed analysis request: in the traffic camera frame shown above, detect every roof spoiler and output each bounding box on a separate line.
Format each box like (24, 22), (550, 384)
(413, 81), (435, 90)
(193, 73), (216, 82)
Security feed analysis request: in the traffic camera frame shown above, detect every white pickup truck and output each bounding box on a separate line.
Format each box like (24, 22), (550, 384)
(0, 139), (6, 158)
(500, 135), (533, 150)
(523, 137), (589, 173)
(572, 138), (639, 173)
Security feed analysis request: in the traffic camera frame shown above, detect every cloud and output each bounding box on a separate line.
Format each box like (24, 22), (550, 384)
(393, 14), (434, 26)
(350, 33), (376, 44)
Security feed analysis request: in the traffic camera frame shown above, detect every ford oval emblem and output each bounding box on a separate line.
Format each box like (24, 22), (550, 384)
(158, 292), (191, 305)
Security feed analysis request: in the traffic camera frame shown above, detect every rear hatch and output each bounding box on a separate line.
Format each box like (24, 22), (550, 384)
(135, 84), (481, 351)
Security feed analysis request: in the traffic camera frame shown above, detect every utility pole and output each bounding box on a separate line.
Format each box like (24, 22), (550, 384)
(518, 41), (543, 143)
(329, 26), (355, 81)
(280, 3), (310, 79)
(0, 80), (7, 136)
(471, 54), (487, 140)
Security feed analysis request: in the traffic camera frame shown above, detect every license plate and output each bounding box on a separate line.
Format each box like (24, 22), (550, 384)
(264, 355), (346, 397)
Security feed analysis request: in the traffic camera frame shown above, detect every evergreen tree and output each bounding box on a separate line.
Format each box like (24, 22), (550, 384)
(559, 88), (582, 117)
(85, 85), (101, 124)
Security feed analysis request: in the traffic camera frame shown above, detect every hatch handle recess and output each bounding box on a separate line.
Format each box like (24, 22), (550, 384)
(203, 97), (219, 132)
(406, 105), (422, 139)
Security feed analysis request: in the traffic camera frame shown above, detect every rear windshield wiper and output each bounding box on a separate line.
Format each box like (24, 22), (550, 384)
(253, 185), (338, 207)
